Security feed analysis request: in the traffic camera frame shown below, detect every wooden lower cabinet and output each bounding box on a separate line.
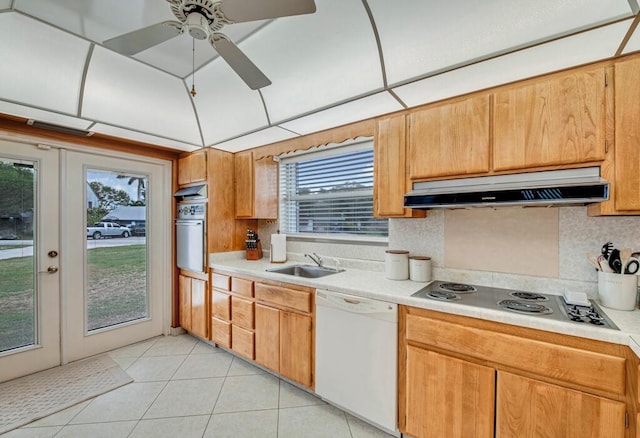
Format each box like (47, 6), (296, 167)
(255, 304), (280, 371)
(497, 372), (625, 438)
(231, 324), (254, 360)
(211, 317), (231, 348)
(405, 346), (495, 438)
(400, 305), (633, 438)
(178, 272), (208, 339)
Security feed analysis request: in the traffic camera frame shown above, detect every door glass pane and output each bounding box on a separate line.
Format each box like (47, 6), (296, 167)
(0, 158), (36, 352)
(86, 170), (148, 331)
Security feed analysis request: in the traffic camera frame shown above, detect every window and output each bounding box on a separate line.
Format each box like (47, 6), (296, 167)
(279, 141), (388, 238)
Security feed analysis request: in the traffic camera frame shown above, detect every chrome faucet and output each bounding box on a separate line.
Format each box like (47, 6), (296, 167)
(305, 252), (323, 267)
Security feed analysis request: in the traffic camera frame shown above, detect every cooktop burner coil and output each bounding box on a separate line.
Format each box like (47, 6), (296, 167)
(498, 299), (553, 315)
(509, 291), (549, 301)
(427, 291), (461, 301)
(439, 283), (476, 293)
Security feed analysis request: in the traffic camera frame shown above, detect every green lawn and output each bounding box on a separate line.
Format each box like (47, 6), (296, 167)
(0, 244), (147, 352)
(0, 244), (30, 251)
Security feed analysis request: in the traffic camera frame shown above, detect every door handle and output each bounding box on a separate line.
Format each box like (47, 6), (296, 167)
(39, 266), (59, 274)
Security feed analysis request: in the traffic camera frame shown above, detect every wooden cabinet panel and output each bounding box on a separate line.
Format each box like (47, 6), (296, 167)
(212, 291), (231, 321)
(231, 296), (254, 329)
(613, 58), (640, 211)
(409, 95), (490, 179)
(496, 372), (625, 438)
(190, 277), (208, 339)
(255, 283), (312, 313)
(234, 151), (278, 219)
(231, 325), (255, 360)
(374, 115), (424, 218)
(405, 346), (495, 438)
(493, 67), (606, 171)
(280, 311), (313, 388)
(405, 313), (626, 395)
(178, 274), (191, 331)
(211, 317), (231, 348)
(212, 273), (231, 291)
(255, 304), (280, 372)
(178, 150), (207, 185)
(231, 277), (254, 297)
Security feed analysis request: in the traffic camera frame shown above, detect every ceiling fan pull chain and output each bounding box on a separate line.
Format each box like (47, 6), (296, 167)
(190, 38), (197, 97)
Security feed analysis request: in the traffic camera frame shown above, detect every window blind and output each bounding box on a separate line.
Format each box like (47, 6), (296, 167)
(279, 144), (388, 237)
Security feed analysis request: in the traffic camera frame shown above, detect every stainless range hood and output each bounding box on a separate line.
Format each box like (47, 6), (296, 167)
(404, 167), (609, 209)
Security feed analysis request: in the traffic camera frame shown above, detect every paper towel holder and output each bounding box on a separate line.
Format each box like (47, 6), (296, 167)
(270, 230), (287, 263)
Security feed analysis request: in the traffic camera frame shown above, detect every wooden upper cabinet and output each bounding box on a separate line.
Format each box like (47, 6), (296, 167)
(612, 58), (640, 212)
(493, 67), (607, 171)
(374, 115), (425, 218)
(496, 372), (625, 438)
(177, 149), (207, 186)
(235, 151), (278, 219)
(409, 95), (490, 179)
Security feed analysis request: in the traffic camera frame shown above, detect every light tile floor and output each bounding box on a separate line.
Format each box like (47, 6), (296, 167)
(4, 335), (395, 438)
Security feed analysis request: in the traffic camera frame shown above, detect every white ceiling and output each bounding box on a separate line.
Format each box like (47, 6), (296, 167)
(0, 0), (638, 152)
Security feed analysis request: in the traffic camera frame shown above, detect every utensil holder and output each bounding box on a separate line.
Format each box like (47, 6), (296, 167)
(246, 240), (262, 261)
(597, 271), (639, 311)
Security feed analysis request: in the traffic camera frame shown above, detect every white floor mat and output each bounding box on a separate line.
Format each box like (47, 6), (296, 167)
(0, 355), (132, 434)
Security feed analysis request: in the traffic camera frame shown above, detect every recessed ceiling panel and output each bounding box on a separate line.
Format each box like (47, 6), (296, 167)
(0, 13), (89, 115)
(0, 101), (93, 130)
(280, 92), (404, 135)
(91, 123), (199, 152)
(393, 20), (631, 108)
(212, 126), (298, 152)
(243, 0), (383, 123)
(83, 46), (202, 145)
(368, 0), (633, 86)
(14, 0), (173, 43)
(0, 1), (12, 10)
(190, 58), (270, 145)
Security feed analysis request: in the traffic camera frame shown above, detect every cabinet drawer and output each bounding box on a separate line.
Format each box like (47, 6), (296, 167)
(211, 317), (231, 348)
(231, 277), (254, 297)
(212, 273), (231, 291)
(255, 283), (311, 313)
(232, 325), (255, 360)
(212, 291), (231, 321)
(232, 296), (254, 329)
(405, 313), (625, 395)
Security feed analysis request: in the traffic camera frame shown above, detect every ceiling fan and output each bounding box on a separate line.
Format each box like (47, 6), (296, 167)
(103, 0), (317, 90)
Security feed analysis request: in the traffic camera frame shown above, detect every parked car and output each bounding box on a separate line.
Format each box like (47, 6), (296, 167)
(87, 222), (131, 239)
(0, 232), (18, 240)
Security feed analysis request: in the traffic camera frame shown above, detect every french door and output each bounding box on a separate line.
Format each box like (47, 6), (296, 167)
(0, 139), (171, 381)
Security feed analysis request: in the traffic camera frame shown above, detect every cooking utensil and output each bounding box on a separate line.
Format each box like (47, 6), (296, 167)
(586, 253), (601, 271)
(601, 241), (614, 259)
(620, 248), (632, 272)
(608, 248), (622, 273)
(624, 257), (640, 275)
(598, 255), (614, 273)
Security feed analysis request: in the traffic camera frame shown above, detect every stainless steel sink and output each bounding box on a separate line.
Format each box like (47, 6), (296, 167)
(266, 264), (344, 278)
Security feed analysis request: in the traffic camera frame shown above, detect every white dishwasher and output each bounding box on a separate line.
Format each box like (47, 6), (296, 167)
(315, 289), (398, 435)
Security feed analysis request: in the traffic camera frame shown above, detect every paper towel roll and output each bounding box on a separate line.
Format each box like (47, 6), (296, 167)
(270, 233), (287, 263)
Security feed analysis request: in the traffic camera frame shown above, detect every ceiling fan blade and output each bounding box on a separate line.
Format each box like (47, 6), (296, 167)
(211, 35), (271, 90)
(103, 22), (182, 55)
(222, 0), (316, 23)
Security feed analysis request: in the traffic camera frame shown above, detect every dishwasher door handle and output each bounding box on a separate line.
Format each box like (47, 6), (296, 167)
(343, 298), (361, 305)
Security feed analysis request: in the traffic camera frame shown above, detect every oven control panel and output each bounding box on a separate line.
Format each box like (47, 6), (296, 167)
(177, 202), (206, 220)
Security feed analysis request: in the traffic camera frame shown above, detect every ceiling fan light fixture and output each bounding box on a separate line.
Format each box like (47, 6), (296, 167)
(186, 12), (209, 39)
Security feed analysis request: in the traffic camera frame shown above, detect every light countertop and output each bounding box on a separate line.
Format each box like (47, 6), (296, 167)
(210, 252), (640, 356)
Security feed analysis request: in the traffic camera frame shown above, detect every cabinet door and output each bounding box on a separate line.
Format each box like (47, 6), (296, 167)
(231, 324), (255, 360)
(409, 95), (490, 179)
(211, 317), (231, 348)
(255, 304), (280, 372)
(280, 311), (313, 388)
(496, 372), (625, 438)
(404, 346), (495, 438)
(614, 59), (640, 211)
(190, 277), (208, 339)
(212, 291), (231, 321)
(494, 67), (606, 171)
(178, 150), (207, 185)
(178, 274), (191, 331)
(231, 296), (254, 329)
(253, 157), (278, 219)
(235, 151), (254, 218)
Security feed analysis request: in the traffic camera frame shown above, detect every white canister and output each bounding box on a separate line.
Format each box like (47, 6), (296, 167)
(385, 250), (409, 280)
(409, 256), (432, 282)
(597, 271), (639, 311)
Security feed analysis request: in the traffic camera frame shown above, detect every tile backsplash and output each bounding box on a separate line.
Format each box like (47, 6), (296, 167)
(259, 206), (640, 296)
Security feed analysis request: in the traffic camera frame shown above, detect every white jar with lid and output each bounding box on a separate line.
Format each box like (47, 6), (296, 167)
(409, 256), (432, 282)
(385, 250), (409, 280)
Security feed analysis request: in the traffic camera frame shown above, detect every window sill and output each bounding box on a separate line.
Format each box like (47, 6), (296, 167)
(284, 233), (388, 246)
